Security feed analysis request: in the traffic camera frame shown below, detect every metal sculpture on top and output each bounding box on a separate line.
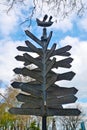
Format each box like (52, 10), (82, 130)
(9, 15), (81, 130)
(36, 14), (53, 27)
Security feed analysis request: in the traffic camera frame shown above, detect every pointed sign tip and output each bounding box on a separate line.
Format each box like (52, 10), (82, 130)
(13, 68), (22, 74)
(8, 108), (15, 114)
(11, 82), (15, 87)
(11, 82), (22, 89)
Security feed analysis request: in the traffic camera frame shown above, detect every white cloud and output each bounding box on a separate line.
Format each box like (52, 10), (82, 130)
(0, 11), (18, 37)
(51, 18), (73, 32)
(0, 39), (24, 83)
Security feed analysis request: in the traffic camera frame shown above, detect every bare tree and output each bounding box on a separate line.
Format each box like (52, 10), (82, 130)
(58, 105), (85, 130)
(59, 116), (81, 130)
(0, 0), (87, 23)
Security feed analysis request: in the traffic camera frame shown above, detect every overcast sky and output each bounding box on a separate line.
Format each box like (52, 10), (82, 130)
(0, 0), (87, 114)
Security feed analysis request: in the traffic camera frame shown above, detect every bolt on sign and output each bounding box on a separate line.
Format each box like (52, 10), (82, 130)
(9, 15), (81, 130)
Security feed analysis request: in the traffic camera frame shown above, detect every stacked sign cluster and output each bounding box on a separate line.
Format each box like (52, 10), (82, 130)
(9, 15), (80, 116)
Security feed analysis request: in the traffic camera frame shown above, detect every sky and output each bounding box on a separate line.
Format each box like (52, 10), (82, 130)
(0, 0), (87, 116)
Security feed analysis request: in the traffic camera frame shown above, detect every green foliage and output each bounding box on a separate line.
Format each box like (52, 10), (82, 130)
(0, 103), (16, 128)
(29, 120), (40, 130)
(0, 112), (16, 128)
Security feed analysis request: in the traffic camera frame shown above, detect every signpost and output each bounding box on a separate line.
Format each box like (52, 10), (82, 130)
(9, 15), (81, 130)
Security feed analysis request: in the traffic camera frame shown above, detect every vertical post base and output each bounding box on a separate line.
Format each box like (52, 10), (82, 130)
(42, 116), (47, 130)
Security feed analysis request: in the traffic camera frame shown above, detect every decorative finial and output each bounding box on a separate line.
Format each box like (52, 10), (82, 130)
(43, 14), (48, 22)
(36, 14), (53, 27)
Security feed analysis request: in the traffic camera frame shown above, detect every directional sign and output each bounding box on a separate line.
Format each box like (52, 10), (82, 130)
(23, 53), (42, 69)
(11, 82), (42, 97)
(57, 71), (75, 81)
(21, 103), (63, 109)
(9, 107), (81, 116)
(12, 81), (42, 90)
(15, 55), (42, 66)
(15, 55), (33, 66)
(47, 108), (81, 116)
(47, 95), (77, 105)
(25, 40), (42, 56)
(15, 55), (25, 62)
(21, 102), (42, 108)
(17, 46), (32, 52)
(16, 93), (42, 103)
(47, 85), (78, 97)
(54, 57), (73, 68)
(15, 55), (40, 66)
(46, 70), (75, 81)
(25, 30), (42, 47)
(52, 45), (72, 56)
(9, 107), (42, 116)
(13, 67), (43, 83)
(46, 71), (75, 89)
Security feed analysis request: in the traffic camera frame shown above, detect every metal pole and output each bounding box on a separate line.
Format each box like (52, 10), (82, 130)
(42, 116), (47, 130)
